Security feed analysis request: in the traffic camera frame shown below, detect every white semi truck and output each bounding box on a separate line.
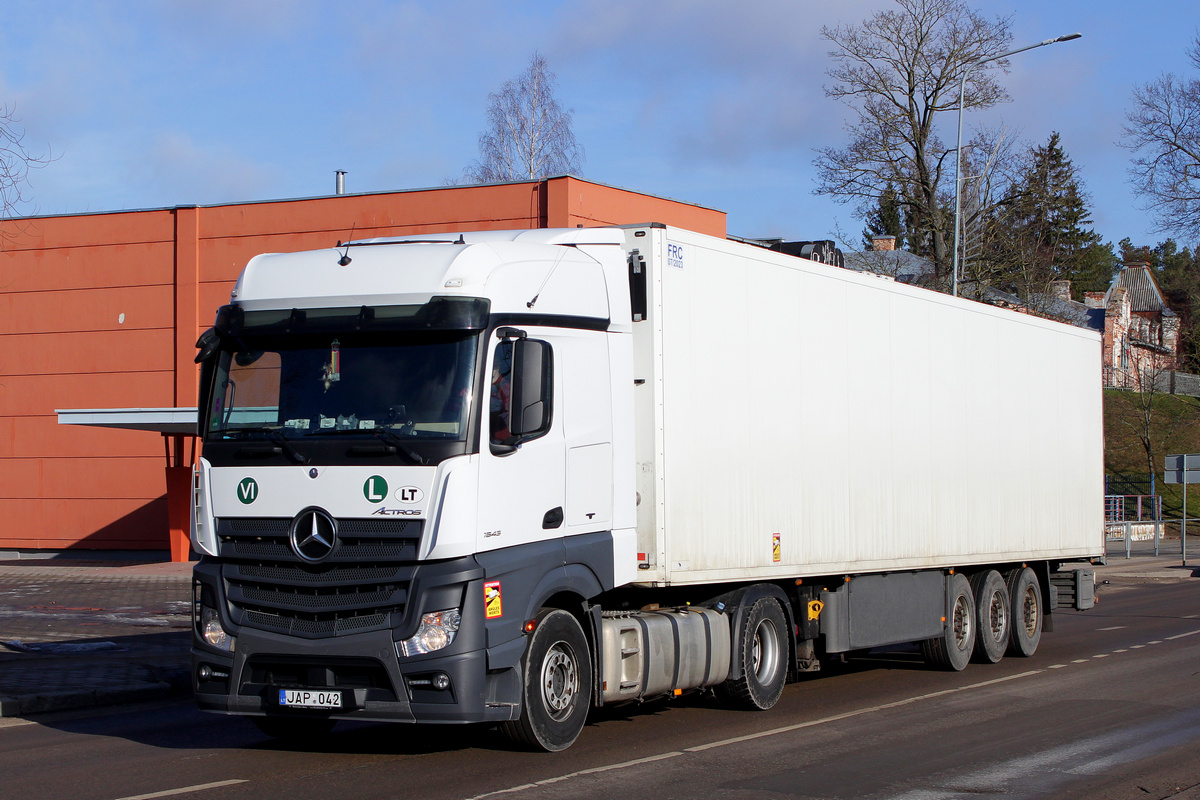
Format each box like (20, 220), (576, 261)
(190, 224), (1102, 751)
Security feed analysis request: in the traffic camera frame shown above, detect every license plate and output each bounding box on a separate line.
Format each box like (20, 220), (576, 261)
(277, 689), (342, 709)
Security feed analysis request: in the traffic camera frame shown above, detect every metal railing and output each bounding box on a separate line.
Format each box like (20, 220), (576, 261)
(1104, 494), (1163, 558)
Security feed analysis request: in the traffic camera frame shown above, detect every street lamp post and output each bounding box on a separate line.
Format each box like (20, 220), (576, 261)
(951, 32), (1082, 297)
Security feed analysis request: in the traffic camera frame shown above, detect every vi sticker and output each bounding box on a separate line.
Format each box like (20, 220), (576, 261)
(237, 477), (258, 504)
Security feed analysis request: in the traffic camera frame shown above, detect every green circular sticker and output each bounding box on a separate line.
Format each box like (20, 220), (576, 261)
(363, 475), (388, 503)
(237, 477), (259, 504)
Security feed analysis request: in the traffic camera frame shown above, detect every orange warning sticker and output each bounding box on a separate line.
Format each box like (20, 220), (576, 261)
(772, 533), (781, 563)
(484, 580), (503, 619)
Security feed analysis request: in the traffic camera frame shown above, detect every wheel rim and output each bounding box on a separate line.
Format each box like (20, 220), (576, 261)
(952, 594), (972, 650)
(1020, 585), (1039, 636)
(540, 640), (579, 722)
(988, 589), (1008, 641)
(751, 618), (780, 683)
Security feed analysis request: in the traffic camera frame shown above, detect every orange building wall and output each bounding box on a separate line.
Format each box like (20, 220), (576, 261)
(0, 177), (724, 552)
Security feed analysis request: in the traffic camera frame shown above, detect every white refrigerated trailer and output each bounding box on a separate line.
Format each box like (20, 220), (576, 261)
(190, 224), (1103, 750)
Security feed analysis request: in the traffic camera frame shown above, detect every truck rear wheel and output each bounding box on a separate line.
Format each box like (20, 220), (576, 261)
(716, 597), (788, 710)
(1005, 567), (1042, 657)
(922, 572), (975, 671)
(970, 570), (1010, 664)
(501, 608), (592, 752)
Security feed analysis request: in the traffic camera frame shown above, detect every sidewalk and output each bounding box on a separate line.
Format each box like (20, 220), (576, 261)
(0, 553), (1195, 719)
(0, 558), (192, 717)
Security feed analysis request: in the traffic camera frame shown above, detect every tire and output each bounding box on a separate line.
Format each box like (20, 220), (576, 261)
(716, 596), (788, 710)
(970, 570), (1010, 664)
(251, 715), (336, 740)
(922, 572), (975, 671)
(1005, 567), (1043, 657)
(501, 608), (592, 752)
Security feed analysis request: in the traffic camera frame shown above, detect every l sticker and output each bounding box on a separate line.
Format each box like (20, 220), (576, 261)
(363, 475), (388, 503)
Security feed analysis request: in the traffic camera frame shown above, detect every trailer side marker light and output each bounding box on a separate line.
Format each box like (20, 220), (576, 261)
(795, 579), (803, 585)
(949, 568), (955, 574)
(844, 576), (851, 583)
(941, 616), (947, 622)
(523, 619), (537, 633)
(674, 689), (682, 696)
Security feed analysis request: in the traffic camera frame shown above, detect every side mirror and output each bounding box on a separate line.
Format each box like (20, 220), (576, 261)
(507, 338), (553, 441)
(195, 327), (220, 363)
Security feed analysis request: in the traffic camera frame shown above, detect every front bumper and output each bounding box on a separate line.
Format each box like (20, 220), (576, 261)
(191, 555), (523, 725)
(193, 625), (518, 724)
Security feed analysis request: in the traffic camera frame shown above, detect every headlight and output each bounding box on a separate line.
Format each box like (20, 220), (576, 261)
(397, 609), (461, 657)
(199, 605), (235, 652)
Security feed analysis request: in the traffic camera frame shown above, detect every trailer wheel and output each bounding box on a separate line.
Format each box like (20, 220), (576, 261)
(717, 597), (788, 710)
(250, 716), (336, 740)
(922, 572), (975, 671)
(970, 570), (1010, 664)
(501, 608), (592, 752)
(1005, 567), (1042, 657)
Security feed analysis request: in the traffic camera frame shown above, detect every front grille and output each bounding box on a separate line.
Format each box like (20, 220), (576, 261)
(217, 516), (422, 639)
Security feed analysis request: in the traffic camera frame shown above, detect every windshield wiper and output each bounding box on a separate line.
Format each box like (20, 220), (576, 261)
(369, 426), (427, 465)
(222, 427), (310, 465)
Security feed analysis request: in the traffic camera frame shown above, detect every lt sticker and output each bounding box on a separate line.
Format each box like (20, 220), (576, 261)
(484, 581), (503, 619)
(237, 477), (259, 505)
(772, 533), (781, 563)
(363, 475), (388, 503)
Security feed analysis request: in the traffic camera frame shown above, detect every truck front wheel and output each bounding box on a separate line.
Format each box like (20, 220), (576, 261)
(501, 608), (592, 752)
(717, 597), (788, 711)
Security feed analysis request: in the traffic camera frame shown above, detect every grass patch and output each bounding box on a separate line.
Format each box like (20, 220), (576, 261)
(1105, 388), (1200, 519)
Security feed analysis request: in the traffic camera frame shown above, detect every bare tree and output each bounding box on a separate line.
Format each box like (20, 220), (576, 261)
(814, 0), (1013, 282)
(463, 53), (583, 184)
(0, 103), (48, 228)
(1123, 35), (1200, 242)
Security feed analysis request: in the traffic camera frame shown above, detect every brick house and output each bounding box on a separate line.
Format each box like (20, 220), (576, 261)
(1082, 262), (1180, 390)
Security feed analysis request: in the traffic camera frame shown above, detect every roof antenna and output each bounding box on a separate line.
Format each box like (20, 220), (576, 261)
(336, 223), (356, 266)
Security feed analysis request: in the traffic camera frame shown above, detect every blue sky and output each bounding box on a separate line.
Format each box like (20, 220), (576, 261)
(2, 0), (1197, 253)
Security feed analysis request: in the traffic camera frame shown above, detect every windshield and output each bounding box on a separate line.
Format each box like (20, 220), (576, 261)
(205, 330), (478, 443)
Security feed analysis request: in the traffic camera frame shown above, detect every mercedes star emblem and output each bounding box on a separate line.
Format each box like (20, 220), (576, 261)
(289, 508), (338, 562)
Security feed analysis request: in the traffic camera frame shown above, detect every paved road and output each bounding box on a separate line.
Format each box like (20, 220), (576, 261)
(1, 575), (1198, 800)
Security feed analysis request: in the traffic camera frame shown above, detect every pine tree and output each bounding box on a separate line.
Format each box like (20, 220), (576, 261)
(861, 185), (906, 250)
(984, 132), (1116, 302)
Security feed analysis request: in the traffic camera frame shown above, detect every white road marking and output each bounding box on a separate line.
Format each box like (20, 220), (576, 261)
(1113, 649), (1128, 653)
(1093, 654), (1109, 658)
(1049, 664), (1068, 669)
(462, 671), (1043, 800)
(1131, 644), (1145, 649)
(113, 780), (248, 800)
(1096, 626), (1125, 631)
(1166, 629), (1200, 640)
(1148, 640), (1163, 645)
(1071, 659), (1089, 663)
